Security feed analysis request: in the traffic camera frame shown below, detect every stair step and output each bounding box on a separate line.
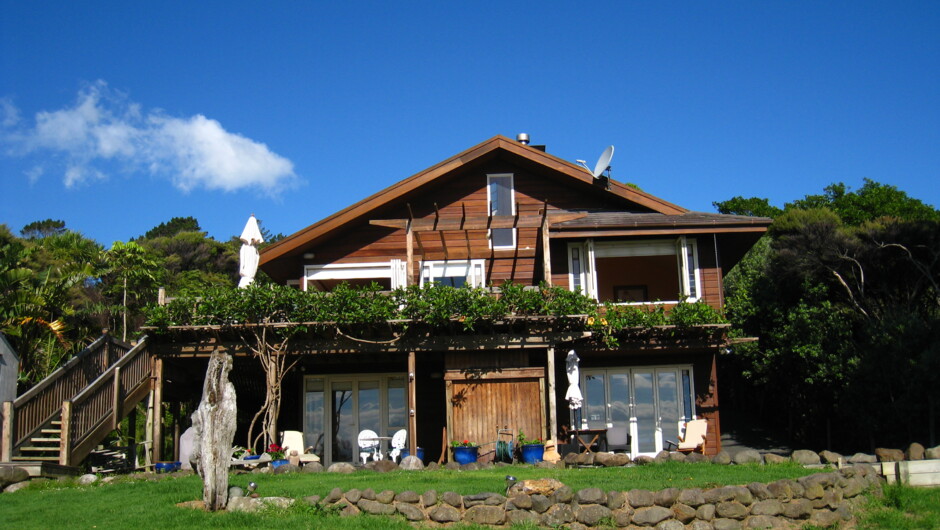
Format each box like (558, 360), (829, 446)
(19, 446), (61, 452)
(41, 429), (62, 434)
(30, 438), (62, 443)
(12, 455), (60, 461)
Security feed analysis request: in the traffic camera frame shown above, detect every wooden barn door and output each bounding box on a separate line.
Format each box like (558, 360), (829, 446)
(445, 367), (545, 463)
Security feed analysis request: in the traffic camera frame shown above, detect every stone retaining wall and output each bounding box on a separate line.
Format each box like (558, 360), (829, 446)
(285, 465), (881, 528)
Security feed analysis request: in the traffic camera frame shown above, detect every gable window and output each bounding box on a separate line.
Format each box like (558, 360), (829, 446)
(568, 238), (700, 303)
(420, 260), (485, 288)
(487, 173), (515, 249)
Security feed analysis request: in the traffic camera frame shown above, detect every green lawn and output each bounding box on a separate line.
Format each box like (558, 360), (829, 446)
(857, 483), (940, 529)
(0, 462), (838, 529)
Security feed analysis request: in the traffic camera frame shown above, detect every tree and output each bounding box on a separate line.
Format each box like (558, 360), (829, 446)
(713, 196), (782, 218)
(104, 241), (162, 342)
(720, 182), (940, 449)
(141, 216), (202, 240)
(20, 219), (66, 239)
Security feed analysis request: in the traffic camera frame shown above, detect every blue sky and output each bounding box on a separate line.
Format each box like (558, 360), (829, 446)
(2, 2), (938, 245)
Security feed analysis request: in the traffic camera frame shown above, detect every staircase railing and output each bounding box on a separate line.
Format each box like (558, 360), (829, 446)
(8, 334), (130, 451)
(61, 337), (151, 466)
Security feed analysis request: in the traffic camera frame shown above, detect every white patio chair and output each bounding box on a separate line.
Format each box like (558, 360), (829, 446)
(664, 419), (708, 453)
(281, 430), (320, 463)
(358, 429), (379, 464)
(388, 429), (407, 462)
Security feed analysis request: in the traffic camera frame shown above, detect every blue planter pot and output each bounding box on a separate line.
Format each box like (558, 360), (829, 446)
(453, 445), (479, 465)
(270, 459), (290, 469)
(400, 447), (425, 462)
(520, 444), (544, 464)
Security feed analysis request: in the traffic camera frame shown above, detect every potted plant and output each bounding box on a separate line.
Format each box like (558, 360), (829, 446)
(518, 430), (544, 464)
(451, 439), (479, 465)
(266, 443), (289, 468)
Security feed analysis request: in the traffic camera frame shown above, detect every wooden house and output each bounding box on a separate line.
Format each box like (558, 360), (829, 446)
(145, 134), (769, 467)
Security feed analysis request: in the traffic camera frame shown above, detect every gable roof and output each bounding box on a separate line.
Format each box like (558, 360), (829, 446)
(260, 135), (687, 266)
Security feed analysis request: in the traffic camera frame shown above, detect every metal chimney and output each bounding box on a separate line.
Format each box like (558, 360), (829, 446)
(516, 133), (530, 145)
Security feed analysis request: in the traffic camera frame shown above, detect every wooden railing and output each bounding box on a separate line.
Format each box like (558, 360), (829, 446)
(9, 334), (130, 448)
(61, 337), (151, 466)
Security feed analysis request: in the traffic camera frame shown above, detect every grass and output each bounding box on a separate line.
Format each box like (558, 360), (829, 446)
(857, 483), (940, 529)
(2, 462), (822, 529)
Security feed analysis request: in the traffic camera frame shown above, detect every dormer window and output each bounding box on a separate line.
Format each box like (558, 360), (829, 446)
(487, 173), (515, 249)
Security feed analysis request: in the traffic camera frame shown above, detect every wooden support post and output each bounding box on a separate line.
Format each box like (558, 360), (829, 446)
(112, 366), (123, 430)
(153, 357), (164, 463)
(172, 401), (181, 461)
(1, 401), (12, 462)
(60, 400), (72, 466)
(127, 405), (138, 468)
(406, 221), (414, 286)
(541, 215), (552, 285)
(547, 347), (557, 444)
(407, 351), (417, 458)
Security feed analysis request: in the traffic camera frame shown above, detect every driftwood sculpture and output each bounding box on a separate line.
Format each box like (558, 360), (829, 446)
(191, 351), (237, 511)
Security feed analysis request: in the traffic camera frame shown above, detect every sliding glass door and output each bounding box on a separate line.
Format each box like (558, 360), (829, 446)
(581, 365), (695, 457)
(303, 374), (406, 466)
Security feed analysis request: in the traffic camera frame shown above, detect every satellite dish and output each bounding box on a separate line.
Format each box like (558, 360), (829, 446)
(592, 145), (614, 178)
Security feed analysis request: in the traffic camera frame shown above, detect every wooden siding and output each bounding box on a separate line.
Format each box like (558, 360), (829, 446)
(447, 377), (544, 463)
(301, 159), (639, 286)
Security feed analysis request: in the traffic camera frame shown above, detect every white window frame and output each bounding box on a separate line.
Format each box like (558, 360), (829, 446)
(487, 173), (516, 250)
(567, 238), (701, 303)
(303, 260), (406, 291)
(419, 259), (486, 288)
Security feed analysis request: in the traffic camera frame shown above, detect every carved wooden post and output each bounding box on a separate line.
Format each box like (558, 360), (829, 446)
(191, 351), (237, 511)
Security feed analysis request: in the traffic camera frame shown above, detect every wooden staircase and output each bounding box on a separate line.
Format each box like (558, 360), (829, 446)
(12, 420), (63, 462)
(1, 334), (152, 470)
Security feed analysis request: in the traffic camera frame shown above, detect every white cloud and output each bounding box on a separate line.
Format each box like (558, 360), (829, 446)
(3, 81), (297, 193)
(1, 98), (20, 128)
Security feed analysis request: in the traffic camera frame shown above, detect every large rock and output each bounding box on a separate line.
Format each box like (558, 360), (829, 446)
(790, 450), (820, 465)
(372, 459), (398, 473)
(507, 478), (564, 496)
(399, 455), (424, 470)
(429, 504), (461, 523)
(906, 443), (925, 461)
(576, 487), (606, 505)
(395, 502), (426, 521)
(576, 504), (612, 525)
(655, 487), (680, 507)
(926, 445), (940, 460)
(763, 453), (789, 464)
(677, 488), (705, 507)
(0, 466), (30, 488)
(327, 462), (356, 473)
(875, 448), (904, 462)
(711, 450), (732, 465)
(733, 449), (763, 465)
(819, 450), (842, 464)
(358, 499), (395, 515)
(685, 452), (710, 463)
(628, 488), (655, 508)
(4, 481), (31, 493)
(632, 506), (673, 526)
(78, 473), (98, 485)
(594, 452), (630, 467)
(273, 463), (301, 474)
(227, 497), (263, 512)
(847, 453), (877, 464)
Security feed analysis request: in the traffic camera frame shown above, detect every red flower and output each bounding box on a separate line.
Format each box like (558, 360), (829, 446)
(463, 439), (469, 444)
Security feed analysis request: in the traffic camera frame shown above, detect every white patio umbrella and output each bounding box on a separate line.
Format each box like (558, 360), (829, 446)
(564, 350), (584, 432)
(238, 214), (264, 288)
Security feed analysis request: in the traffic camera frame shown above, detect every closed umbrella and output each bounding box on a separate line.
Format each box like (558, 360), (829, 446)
(238, 214), (264, 288)
(564, 350), (583, 430)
